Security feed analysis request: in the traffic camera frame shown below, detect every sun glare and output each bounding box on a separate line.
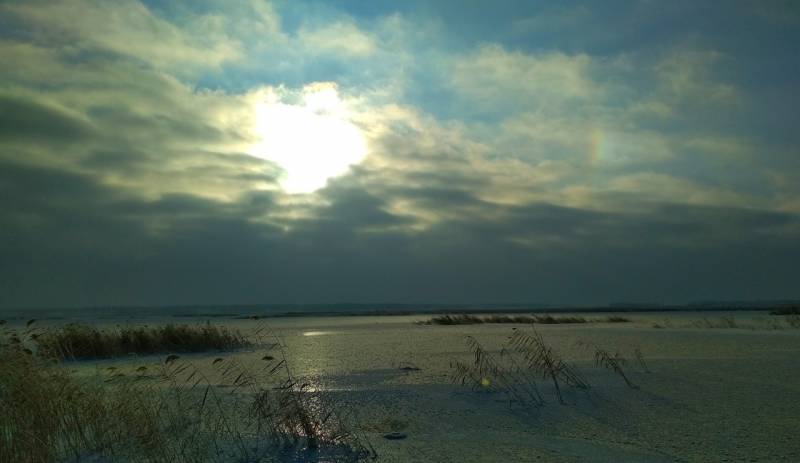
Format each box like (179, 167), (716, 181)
(250, 84), (367, 194)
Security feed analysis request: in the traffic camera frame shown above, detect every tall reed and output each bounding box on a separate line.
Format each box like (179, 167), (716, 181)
(594, 348), (637, 389)
(0, 321), (376, 462)
(450, 327), (589, 406)
(507, 329), (589, 403)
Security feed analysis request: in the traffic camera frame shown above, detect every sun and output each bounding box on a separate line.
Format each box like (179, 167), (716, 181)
(249, 83), (367, 194)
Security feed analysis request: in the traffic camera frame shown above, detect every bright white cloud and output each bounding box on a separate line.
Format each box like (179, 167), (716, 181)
(249, 83), (368, 194)
(0, 0), (787, 221)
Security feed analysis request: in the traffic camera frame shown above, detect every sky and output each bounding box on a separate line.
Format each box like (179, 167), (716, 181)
(1, 0), (799, 309)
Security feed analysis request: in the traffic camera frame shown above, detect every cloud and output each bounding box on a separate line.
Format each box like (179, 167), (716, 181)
(0, 0), (798, 308)
(451, 45), (598, 117)
(1, 0), (242, 70)
(0, 93), (94, 143)
(4, 151), (797, 309)
(298, 21), (377, 57)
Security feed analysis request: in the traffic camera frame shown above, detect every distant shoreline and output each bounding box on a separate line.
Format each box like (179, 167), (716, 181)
(2, 301), (798, 321)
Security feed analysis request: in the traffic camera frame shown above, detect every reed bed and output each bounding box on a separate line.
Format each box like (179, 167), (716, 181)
(0, 322), (375, 463)
(35, 322), (251, 360)
(769, 306), (800, 316)
(687, 316), (800, 330)
(423, 314), (630, 325)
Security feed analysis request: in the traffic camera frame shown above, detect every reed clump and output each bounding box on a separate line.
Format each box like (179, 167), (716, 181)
(769, 306), (800, 316)
(36, 322), (251, 360)
(0, 322), (375, 462)
(508, 329), (590, 403)
(450, 328), (589, 406)
(451, 329), (656, 409)
(0, 342), (169, 462)
(450, 336), (545, 407)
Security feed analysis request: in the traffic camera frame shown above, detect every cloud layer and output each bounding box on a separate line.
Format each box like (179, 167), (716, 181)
(1, 0), (799, 308)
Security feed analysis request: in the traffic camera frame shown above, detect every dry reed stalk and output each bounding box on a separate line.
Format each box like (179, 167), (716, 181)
(450, 336), (544, 407)
(451, 328), (588, 406)
(508, 329), (589, 404)
(633, 347), (650, 373)
(594, 348), (637, 389)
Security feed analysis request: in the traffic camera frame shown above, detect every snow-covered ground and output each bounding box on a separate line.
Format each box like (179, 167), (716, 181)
(65, 312), (800, 462)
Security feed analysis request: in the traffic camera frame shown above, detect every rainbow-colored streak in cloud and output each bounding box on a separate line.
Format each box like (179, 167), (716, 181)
(587, 128), (605, 168)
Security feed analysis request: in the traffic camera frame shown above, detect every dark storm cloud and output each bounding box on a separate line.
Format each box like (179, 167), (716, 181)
(314, 187), (410, 229)
(80, 148), (154, 171)
(0, 94), (93, 143)
(0, 159), (276, 306)
(1, 153), (798, 308)
(85, 105), (227, 143)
